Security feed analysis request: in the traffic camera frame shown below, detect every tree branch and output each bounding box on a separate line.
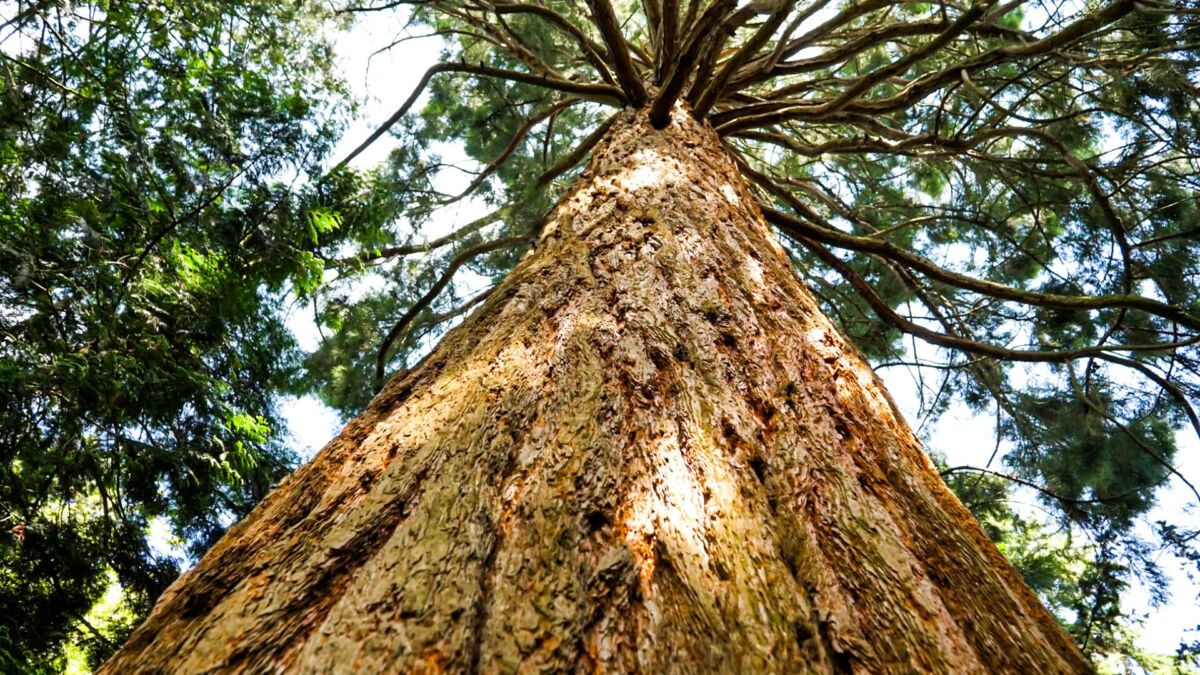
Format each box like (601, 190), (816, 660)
(439, 98), (581, 207)
(753, 196), (1200, 331)
(648, 0), (737, 127)
(536, 113), (619, 185)
(335, 62), (622, 170)
(334, 207), (509, 267)
(375, 233), (534, 382)
(491, 3), (618, 86)
(586, 0), (648, 106)
(940, 466), (1161, 506)
(691, 0), (791, 119)
(785, 228), (1192, 364)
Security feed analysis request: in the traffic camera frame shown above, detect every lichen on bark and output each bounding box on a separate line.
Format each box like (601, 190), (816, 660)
(101, 108), (1092, 674)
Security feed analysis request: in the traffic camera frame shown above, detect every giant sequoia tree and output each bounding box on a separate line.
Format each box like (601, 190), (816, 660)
(81, 0), (1200, 670)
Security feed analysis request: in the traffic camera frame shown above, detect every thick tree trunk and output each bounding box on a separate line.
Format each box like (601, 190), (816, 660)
(102, 109), (1090, 673)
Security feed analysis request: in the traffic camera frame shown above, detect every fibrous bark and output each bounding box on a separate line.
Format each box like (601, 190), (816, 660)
(102, 108), (1091, 674)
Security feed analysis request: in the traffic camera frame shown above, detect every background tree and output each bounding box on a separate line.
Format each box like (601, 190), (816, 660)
(0, 1), (348, 669)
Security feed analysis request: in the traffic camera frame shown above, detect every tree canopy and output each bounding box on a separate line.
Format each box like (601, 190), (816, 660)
(0, 0), (346, 669)
(2, 0), (1199, 670)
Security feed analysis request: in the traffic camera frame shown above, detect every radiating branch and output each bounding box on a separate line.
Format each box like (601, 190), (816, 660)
(491, 3), (618, 85)
(751, 187), (1200, 331)
(335, 63), (622, 170)
(375, 233), (534, 382)
(691, 1), (791, 119)
(586, 0), (648, 106)
(648, 0), (737, 127)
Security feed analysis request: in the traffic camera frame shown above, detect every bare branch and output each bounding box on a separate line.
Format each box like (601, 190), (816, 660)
(649, 0), (737, 128)
(335, 63), (622, 170)
(376, 233), (534, 382)
(657, 0), (680, 84)
(586, 0), (648, 106)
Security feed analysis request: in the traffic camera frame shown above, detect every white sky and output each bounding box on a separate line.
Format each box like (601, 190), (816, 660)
(276, 11), (1199, 657)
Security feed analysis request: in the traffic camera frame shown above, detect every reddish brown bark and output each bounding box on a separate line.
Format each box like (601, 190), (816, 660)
(102, 108), (1091, 673)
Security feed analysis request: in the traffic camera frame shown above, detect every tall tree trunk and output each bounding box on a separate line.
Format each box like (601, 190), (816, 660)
(102, 108), (1090, 674)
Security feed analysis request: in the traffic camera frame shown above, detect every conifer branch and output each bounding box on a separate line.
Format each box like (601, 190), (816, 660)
(438, 98), (582, 207)
(336, 63), (622, 170)
(586, 0), (648, 106)
(334, 207), (511, 268)
(753, 192), (1200, 331)
(375, 233), (534, 383)
(789, 230), (1196, 363)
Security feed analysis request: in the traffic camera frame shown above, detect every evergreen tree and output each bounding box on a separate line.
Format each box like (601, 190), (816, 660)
(0, 1), (346, 669)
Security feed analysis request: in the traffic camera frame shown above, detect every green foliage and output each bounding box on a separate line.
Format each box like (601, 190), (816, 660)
(0, 0), (347, 668)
